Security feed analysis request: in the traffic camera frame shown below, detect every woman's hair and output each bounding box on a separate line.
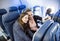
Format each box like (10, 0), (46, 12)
(18, 12), (29, 32)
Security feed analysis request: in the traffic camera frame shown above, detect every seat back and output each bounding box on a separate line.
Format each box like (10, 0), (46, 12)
(0, 9), (7, 25)
(43, 22), (59, 41)
(2, 11), (19, 41)
(32, 20), (60, 41)
(32, 20), (54, 41)
(0, 9), (7, 34)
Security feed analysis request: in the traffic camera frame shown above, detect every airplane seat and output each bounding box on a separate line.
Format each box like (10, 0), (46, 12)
(0, 9), (7, 25)
(43, 22), (59, 41)
(32, 20), (60, 41)
(0, 9), (7, 33)
(53, 10), (60, 23)
(32, 20), (54, 41)
(18, 5), (26, 14)
(2, 12), (20, 41)
(9, 6), (18, 12)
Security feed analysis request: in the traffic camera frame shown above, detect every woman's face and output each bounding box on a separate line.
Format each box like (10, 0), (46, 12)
(22, 15), (28, 23)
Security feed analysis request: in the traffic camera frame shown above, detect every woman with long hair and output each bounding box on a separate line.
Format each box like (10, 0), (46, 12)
(13, 12), (31, 41)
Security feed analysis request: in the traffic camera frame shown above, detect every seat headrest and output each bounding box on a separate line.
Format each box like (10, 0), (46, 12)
(2, 12), (20, 23)
(18, 5), (26, 10)
(9, 6), (18, 12)
(0, 9), (7, 15)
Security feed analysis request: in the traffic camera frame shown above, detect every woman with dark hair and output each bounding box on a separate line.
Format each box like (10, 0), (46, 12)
(13, 12), (31, 41)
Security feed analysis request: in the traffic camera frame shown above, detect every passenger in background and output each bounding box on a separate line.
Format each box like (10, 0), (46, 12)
(43, 8), (53, 22)
(13, 12), (31, 41)
(46, 8), (53, 19)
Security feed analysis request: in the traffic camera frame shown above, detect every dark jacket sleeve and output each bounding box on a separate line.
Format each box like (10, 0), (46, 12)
(13, 21), (31, 41)
(33, 15), (43, 28)
(33, 15), (42, 21)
